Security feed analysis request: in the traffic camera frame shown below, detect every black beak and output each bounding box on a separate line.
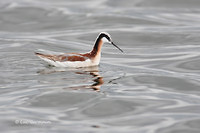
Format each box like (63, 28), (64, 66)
(111, 42), (123, 53)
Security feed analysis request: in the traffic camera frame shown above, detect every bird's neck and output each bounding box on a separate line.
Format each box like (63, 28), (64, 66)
(91, 39), (103, 57)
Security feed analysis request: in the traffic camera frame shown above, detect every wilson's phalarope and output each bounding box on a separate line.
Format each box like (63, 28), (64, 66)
(35, 32), (123, 68)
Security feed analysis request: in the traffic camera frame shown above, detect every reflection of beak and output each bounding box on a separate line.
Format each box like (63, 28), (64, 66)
(111, 42), (123, 53)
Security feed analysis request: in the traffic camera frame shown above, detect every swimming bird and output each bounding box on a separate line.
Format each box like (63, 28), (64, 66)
(35, 32), (123, 68)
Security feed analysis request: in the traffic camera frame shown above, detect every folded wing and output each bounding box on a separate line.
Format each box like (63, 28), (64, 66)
(35, 52), (89, 62)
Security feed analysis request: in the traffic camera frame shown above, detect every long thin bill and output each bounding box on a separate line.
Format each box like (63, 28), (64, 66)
(111, 42), (123, 53)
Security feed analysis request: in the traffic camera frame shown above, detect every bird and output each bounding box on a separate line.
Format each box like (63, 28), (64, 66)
(35, 32), (123, 68)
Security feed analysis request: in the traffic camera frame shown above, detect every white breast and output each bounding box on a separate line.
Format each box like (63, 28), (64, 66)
(92, 52), (101, 66)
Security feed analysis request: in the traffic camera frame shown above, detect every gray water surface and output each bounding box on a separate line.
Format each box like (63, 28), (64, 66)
(1, 0), (200, 133)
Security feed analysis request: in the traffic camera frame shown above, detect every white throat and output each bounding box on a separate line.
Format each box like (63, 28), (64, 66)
(101, 37), (110, 43)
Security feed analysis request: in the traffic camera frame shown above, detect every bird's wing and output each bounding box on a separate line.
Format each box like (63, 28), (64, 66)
(35, 52), (89, 62)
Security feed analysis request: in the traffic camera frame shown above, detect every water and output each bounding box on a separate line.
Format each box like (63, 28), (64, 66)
(1, 0), (200, 133)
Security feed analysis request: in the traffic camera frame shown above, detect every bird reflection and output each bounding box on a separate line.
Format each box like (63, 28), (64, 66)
(37, 66), (103, 91)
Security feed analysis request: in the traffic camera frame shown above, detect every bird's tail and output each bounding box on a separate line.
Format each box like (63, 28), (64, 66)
(35, 52), (50, 58)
